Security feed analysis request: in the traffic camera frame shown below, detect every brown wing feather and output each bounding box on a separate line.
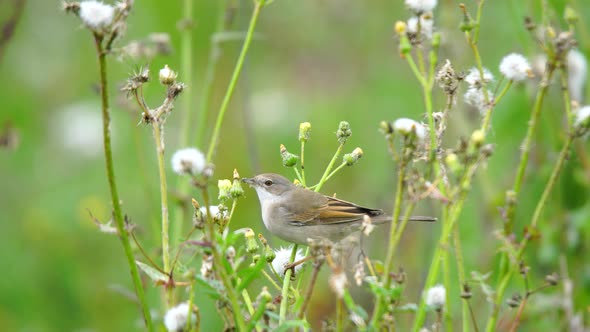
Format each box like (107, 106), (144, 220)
(290, 195), (385, 226)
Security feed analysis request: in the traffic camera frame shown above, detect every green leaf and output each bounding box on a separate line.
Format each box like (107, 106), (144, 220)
(274, 320), (310, 331)
(194, 275), (226, 301)
(236, 256), (266, 291)
(135, 261), (167, 283)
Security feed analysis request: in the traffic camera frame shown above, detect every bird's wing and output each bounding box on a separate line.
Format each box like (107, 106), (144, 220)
(288, 195), (384, 226)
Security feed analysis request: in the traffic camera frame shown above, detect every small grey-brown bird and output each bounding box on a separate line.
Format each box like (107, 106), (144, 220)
(243, 173), (435, 245)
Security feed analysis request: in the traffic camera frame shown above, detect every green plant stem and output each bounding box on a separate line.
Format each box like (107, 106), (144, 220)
(152, 124), (171, 270)
(472, 0), (486, 44)
(442, 236), (452, 332)
(297, 261), (322, 319)
(300, 141), (307, 186)
(324, 162), (347, 183)
(336, 298), (344, 332)
(486, 67), (573, 332)
(316, 144), (345, 192)
(279, 244), (298, 324)
(186, 282), (195, 330)
(503, 64), (556, 234)
(179, 0), (194, 146)
(93, 34), (153, 331)
(412, 159), (480, 331)
(170, 0), (196, 251)
(453, 222), (469, 332)
(201, 188), (247, 331)
(195, 0), (229, 146)
(206, 0), (266, 162)
(382, 161), (407, 284)
(369, 158), (407, 327)
(489, 136), (574, 332)
(151, 122), (174, 307)
(389, 203), (416, 257)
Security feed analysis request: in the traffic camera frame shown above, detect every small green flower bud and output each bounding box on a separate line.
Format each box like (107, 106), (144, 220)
(280, 144), (299, 167)
(230, 169), (244, 198)
(343, 147), (363, 166)
(245, 228), (259, 254)
(445, 153), (461, 174)
(337, 121), (352, 144)
(159, 65), (177, 85)
(470, 129), (485, 147)
(258, 286), (272, 302)
(252, 254), (261, 263)
(394, 21), (406, 35)
(218, 179), (232, 201)
(299, 122), (312, 142)
(264, 245), (276, 263)
(399, 34), (412, 55)
(564, 6), (578, 25)
(432, 32), (441, 48)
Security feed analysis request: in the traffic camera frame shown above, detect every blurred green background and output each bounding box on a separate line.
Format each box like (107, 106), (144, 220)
(1, 0), (589, 330)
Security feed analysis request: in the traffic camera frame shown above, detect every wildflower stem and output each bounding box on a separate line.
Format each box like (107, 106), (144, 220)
(201, 187), (247, 331)
(413, 156), (481, 331)
(152, 124), (171, 272)
(405, 53), (428, 87)
(279, 244), (298, 323)
(179, 0), (194, 146)
(336, 297), (344, 332)
(93, 34), (153, 331)
(297, 261), (322, 319)
(206, 0), (266, 162)
(453, 222), (470, 332)
(195, 0), (229, 146)
(389, 202), (416, 260)
(324, 162), (347, 183)
(369, 157), (407, 327)
(316, 143), (344, 192)
(503, 63), (556, 235)
(186, 282), (195, 330)
(300, 141), (307, 186)
(487, 65), (573, 332)
(150, 121), (175, 308)
(472, 0), (486, 44)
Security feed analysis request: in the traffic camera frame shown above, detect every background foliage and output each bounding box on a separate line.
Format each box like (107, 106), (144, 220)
(0, 0), (589, 330)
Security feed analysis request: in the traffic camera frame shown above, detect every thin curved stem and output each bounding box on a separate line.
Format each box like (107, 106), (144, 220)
(93, 34), (154, 331)
(206, 0), (266, 162)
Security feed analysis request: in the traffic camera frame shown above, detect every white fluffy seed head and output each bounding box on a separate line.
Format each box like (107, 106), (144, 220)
(79, 1), (114, 30)
(567, 49), (588, 103)
(159, 65), (178, 85)
(499, 53), (532, 81)
(464, 67), (494, 87)
(272, 246), (305, 277)
(199, 206), (228, 221)
(405, 0), (438, 13)
(171, 148), (205, 176)
(425, 284), (446, 308)
(329, 270), (348, 298)
(575, 106), (590, 127)
(393, 118), (426, 140)
(407, 15), (434, 39)
(464, 87), (493, 114)
(164, 302), (196, 332)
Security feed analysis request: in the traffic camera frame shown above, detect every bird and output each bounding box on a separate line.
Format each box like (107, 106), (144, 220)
(242, 173), (435, 245)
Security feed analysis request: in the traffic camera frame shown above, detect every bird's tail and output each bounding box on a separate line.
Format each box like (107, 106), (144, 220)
(370, 215), (437, 224)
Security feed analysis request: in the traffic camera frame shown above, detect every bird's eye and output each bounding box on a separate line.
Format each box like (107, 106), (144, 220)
(264, 180), (273, 186)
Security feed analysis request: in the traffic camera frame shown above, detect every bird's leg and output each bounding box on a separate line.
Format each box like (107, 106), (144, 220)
(284, 255), (313, 276)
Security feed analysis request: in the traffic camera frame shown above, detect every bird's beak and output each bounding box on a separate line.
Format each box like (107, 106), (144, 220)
(241, 177), (254, 185)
